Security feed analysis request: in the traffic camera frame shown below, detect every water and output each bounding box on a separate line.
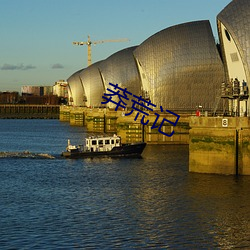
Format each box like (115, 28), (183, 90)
(0, 119), (250, 249)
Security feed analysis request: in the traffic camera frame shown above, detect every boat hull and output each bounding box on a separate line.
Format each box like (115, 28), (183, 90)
(62, 142), (146, 159)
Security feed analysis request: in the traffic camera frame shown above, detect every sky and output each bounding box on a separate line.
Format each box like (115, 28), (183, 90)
(0, 0), (232, 92)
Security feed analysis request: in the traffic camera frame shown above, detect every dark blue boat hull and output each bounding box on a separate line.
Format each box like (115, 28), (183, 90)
(62, 142), (147, 159)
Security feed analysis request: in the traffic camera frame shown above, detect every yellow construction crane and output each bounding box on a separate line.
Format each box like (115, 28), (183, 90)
(73, 35), (129, 66)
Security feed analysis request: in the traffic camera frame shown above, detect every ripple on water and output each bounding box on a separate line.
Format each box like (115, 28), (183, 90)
(0, 120), (250, 249)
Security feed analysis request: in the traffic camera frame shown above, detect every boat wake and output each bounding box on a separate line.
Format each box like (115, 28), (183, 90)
(0, 151), (55, 159)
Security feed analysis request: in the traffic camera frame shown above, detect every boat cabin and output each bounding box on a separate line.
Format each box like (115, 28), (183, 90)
(85, 135), (121, 152)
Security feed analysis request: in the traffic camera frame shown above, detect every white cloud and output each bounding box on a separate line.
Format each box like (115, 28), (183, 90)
(51, 63), (64, 69)
(1, 63), (36, 70)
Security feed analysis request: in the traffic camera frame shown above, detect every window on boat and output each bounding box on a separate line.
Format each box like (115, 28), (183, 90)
(105, 140), (110, 144)
(111, 139), (114, 144)
(116, 139), (120, 144)
(98, 140), (103, 145)
(92, 140), (97, 145)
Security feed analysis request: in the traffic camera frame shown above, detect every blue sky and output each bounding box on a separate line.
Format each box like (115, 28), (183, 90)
(0, 0), (231, 92)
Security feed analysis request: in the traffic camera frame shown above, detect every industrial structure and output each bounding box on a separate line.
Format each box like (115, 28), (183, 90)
(73, 35), (129, 66)
(67, 0), (249, 117)
(217, 0), (250, 116)
(78, 61), (105, 108)
(133, 20), (224, 112)
(68, 21), (225, 113)
(67, 69), (86, 106)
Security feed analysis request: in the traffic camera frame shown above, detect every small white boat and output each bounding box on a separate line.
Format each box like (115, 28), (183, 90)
(61, 134), (146, 158)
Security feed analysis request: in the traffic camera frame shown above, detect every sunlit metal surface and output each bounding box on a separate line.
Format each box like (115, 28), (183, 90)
(68, 21), (227, 112)
(99, 46), (141, 108)
(67, 69), (85, 106)
(79, 61), (105, 108)
(217, 0), (250, 83)
(217, 0), (250, 115)
(133, 20), (225, 111)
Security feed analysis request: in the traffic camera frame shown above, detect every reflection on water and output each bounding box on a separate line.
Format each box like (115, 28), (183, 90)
(186, 174), (250, 248)
(0, 120), (250, 249)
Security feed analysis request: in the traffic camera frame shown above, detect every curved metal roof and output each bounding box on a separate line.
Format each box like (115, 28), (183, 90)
(217, 0), (250, 83)
(134, 20), (225, 111)
(67, 69), (85, 106)
(99, 46), (141, 108)
(79, 61), (105, 108)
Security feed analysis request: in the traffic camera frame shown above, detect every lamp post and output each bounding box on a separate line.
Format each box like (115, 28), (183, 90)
(199, 105), (203, 116)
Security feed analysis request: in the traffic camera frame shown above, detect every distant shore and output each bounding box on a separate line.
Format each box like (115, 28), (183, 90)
(0, 104), (59, 119)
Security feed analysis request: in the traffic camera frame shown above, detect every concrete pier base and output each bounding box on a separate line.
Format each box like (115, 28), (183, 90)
(59, 106), (71, 122)
(59, 106), (189, 144)
(189, 117), (250, 175)
(60, 106), (250, 175)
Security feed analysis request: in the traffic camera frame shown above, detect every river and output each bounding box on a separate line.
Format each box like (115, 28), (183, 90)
(0, 119), (249, 249)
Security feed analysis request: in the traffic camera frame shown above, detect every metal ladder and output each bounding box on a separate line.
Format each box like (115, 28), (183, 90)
(212, 88), (222, 116)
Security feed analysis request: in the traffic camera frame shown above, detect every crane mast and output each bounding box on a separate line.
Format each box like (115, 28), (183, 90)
(73, 35), (129, 66)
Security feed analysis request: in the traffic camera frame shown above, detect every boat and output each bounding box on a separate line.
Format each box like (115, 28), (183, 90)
(61, 134), (146, 158)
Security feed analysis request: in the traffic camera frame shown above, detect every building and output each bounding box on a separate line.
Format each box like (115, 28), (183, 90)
(53, 80), (68, 98)
(68, 21), (225, 112)
(98, 46), (141, 109)
(67, 69), (85, 106)
(78, 61), (105, 108)
(67, 0), (249, 116)
(21, 85), (58, 105)
(0, 92), (19, 104)
(67, 46), (142, 108)
(21, 86), (53, 96)
(217, 0), (250, 116)
(133, 20), (224, 112)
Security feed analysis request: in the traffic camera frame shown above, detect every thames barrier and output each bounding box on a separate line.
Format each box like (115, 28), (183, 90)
(2, 0), (249, 176)
(59, 106), (190, 144)
(189, 116), (250, 175)
(59, 106), (250, 175)
(63, 0), (250, 175)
